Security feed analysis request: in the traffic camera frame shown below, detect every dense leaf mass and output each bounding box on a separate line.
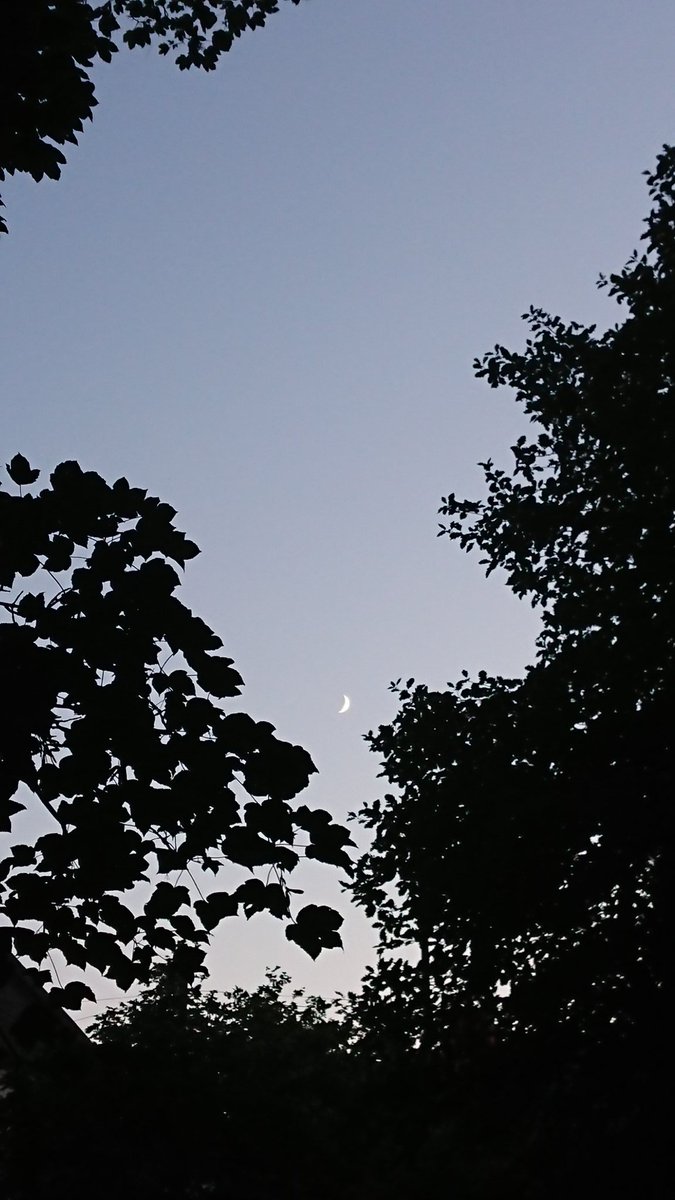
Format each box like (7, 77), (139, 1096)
(0, 969), (354, 1200)
(351, 147), (675, 1049)
(0, 0), (303, 232)
(0, 966), (666, 1199)
(94, 0), (304, 70)
(0, 459), (349, 1002)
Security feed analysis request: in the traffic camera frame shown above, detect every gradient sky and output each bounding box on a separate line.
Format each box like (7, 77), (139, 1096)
(2, 0), (675, 1013)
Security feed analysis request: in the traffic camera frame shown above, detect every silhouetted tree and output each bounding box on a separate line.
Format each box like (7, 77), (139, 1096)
(0, 969), (323, 1197)
(0, 0), (303, 232)
(2, 969), (663, 1199)
(0, 965), (483, 1200)
(0, 456), (351, 1007)
(351, 146), (675, 1051)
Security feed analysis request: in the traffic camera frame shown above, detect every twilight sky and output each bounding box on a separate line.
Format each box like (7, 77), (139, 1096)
(2, 0), (675, 1011)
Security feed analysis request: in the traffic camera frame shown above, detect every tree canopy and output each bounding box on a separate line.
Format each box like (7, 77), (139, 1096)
(0, 968), (347, 1200)
(351, 145), (675, 1050)
(0, 965), (477, 1200)
(0, 455), (351, 1007)
(0, 0), (303, 232)
(2, 960), (664, 1199)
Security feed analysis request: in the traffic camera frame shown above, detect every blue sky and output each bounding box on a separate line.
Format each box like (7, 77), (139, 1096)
(2, 0), (675, 1007)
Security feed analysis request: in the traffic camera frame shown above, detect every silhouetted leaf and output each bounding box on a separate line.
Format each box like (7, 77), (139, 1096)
(192, 653), (243, 697)
(144, 882), (191, 920)
(194, 890), (239, 931)
(233, 878), (289, 918)
(53, 980), (96, 1010)
(6, 454), (40, 485)
(10, 844), (36, 867)
(285, 904), (344, 960)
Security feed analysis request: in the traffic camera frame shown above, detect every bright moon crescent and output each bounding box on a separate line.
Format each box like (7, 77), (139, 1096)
(338, 695), (350, 714)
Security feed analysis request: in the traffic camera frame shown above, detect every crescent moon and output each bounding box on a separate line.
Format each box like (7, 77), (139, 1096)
(338, 695), (350, 714)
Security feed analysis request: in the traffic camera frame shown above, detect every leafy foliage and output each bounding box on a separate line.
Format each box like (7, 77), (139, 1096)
(95, 0), (304, 69)
(0, 458), (349, 1003)
(0, 968), (349, 1200)
(351, 147), (675, 1048)
(0, 0), (303, 232)
(1, 964), (665, 1199)
(0, 1), (105, 232)
(0, 966), (466, 1200)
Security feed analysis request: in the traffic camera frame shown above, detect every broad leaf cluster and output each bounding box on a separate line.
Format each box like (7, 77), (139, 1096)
(0, 458), (351, 1004)
(95, 0), (303, 69)
(0, 0), (303, 232)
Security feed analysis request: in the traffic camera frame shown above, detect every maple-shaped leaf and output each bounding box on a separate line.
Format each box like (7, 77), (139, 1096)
(6, 454), (40, 485)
